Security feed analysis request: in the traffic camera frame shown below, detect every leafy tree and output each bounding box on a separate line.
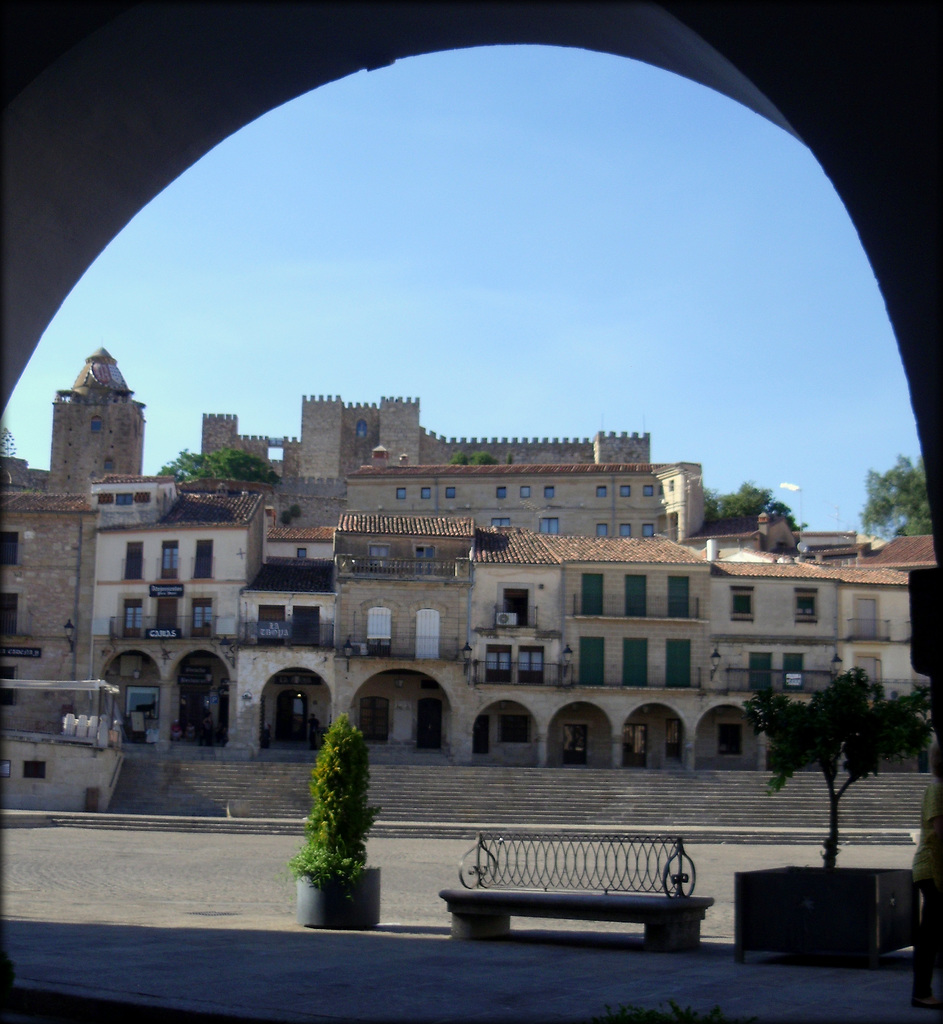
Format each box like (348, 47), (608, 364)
(158, 447), (279, 485)
(448, 452), (469, 465)
(703, 481), (798, 531)
(0, 427), (16, 458)
(449, 451), (498, 466)
(744, 670), (931, 869)
(861, 454), (931, 537)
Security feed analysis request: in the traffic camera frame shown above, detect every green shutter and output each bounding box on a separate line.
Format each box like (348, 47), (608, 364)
(622, 638), (648, 687)
(667, 576), (689, 618)
(579, 637), (605, 686)
(782, 653), (803, 673)
(624, 575), (646, 617)
(581, 573), (604, 616)
(665, 639), (691, 687)
(749, 652), (773, 689)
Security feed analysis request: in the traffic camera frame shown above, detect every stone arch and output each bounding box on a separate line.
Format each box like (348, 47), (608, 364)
(259, 665), (330, 746)
(693, 701), (759, 771)
(619, 699), (690, 770)
(471, 697), (541, 766)
(349, 668), (453, 760)
(547, 699), (614, 769)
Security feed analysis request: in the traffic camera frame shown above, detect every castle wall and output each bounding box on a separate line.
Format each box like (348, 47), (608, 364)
(378, 397), (421, 467)
(49, 397), (144, 492)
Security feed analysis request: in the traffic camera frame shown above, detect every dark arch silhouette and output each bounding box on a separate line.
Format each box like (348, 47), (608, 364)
(2, 3), (938, 728)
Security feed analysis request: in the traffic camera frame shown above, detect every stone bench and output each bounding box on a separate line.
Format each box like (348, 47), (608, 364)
(439, 831), (714, 951)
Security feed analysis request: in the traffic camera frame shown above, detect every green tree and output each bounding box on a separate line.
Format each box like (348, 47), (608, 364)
(861, 455), (931, 537)
(0, 427), (16, 458)
(703, 481), (798, 531)
(744, 670), (931, 869)
(158, 448), (279, 485)
(449, 451), (498, 465)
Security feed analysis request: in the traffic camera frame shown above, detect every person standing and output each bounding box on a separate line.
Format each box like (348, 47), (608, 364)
(308, 713), (320, 751)
(199, 710), (214, 747)
(911, 738), (943, 1009)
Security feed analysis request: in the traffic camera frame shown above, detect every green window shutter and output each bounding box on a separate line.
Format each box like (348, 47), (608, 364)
(581, 573), (604, 616)
(624, 575), (646, 617)
(782, 653), (803, 673)
(667, 576), (689, 618)
(579, 637), (605, 686)
(622, 638), (648, 687)
(665, 639), (691, 687)
(749, 652), (773, 689)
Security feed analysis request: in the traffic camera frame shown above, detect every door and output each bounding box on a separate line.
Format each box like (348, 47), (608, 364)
(748, 652), (773, 690)
(579, 637), (605, 686)
(275, 690), (307, 741)
(562, 724), (587, 765)
(622, 723), (647, 767)
(416, 697), (442, 749)
(472, 714), (490, 754)
(178, 688), (208, 739)
(855, 597), (877, 639)
(581, 573), (603, 615)
(415, 608), (440, 659)
(292, 606), (320, 645)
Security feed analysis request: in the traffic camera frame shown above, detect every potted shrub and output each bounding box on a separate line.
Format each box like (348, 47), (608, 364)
(288, 713), (381, 929)
(735, 669), (931, 966)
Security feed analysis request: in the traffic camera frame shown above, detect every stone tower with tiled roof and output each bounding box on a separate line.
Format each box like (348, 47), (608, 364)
(48, 349), (146, 492)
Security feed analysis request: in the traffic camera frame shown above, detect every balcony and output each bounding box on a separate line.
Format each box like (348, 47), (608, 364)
(722, 668), (835, 693)
(241, 620), (335, 648)
(0, 610), (31, 636)
(469, 660), (568, 686)
(336, 555), (469, 580)
(110, 615), (219, 641)
(571, 594), (700, 619)
(844, 618), (894, 642)
(340, 634), (464, 661)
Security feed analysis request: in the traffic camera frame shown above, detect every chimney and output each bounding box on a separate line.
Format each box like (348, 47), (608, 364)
(371, 446), (389, 469)
(399, 453), (409, 466)
(705, 539), (719, 562)
(757, 513), (770, 551)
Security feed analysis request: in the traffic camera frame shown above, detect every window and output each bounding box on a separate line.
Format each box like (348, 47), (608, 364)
(496, 486), (507, 499)
(665, 639), (691, 687)
(543, 486), (555, 498)
(718, 723), (742, 755)
(90, 416), (102, 432)
(103, 460), (114, 472)
(795, 590), (817, 620)
(124, 541), (143, 580)
(624, 575), (646, 617)
(748, 652), (773, 690)
(518, 646), (544, 684)
(366, 607), (392, 656)
(296, 547), (307, 558)
(396, 487), (406, 500)
(420, 487), (431, 499)
(622, 723), (647, 767)
(1, 686), (16, 704)
(520, 486), (531, 498)
(191, 599), (213, 637)
(579, 637), (605, 686)
(161, 540), (178, 579)
(642, 523), (655, 537)
(596, 523), (608, 536)
(415, 608), (440, 659)
(23, 761), (46, 778)
(0, 532), (17, 566)
(355, 419), (368, 437)
(1, 593), (18, 635)
(115, 492), (133, 505)
(491, 517), (511, 527)
(485, 645), (512, 683)
(123, 599), (142, 638)
(665, 718), (681, 760)
(622, 637), (648, 687)
(581, 573), (604, 615)
(667, 576), (689, 618)
(500, 714), (529, 743)
(415, 545), (435, 573)
(359, 696), (389, 741)
(643, 484), (654, 497)
(367, 544), (389, 570)
(619, 485), (631, 497)
(731, 587), (753, 619)
(619, 524), (631, 537)
(539, 517), (559, 534)
(596, 485), (607, 498)
(155, 597), (177, 630)
(193, 539), (213, 578)
(783, 653), (804, 688)
(126, 685), (159, 720)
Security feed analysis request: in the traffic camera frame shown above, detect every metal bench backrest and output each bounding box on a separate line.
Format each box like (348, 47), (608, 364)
(459, 831), (697, 897)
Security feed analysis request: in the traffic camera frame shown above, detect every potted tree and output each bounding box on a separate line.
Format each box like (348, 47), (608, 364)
(735, 669), (932, 966)
(288, 714), (381, 929)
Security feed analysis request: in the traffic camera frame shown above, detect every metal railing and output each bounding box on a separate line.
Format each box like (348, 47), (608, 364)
(341, 635), (464, 661)
(844, 618), (893, 641)
(722, 668), (835, 693)
(110, 615), (218, 640)
(470, 661), (568, 686)
(0, 610), (30, 636)
(572, 594), (700, 619)
(338, 556), (465, 579)
(241, 620), (334, 648)
(489, 606), (542, 629)
(458, 831), (697, 897)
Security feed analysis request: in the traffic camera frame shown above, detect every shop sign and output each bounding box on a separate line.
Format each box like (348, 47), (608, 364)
(0, 646), (41, 658)
(150, 584), (184, 598)
(178, 671), (212, 685)
(257, 622), (291, 639)
(146, 627), (181, 640)
(784, 673), (804, 689)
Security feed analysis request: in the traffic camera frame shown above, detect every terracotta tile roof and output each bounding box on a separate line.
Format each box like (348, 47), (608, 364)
(687, 515), (792, 539)
(710, 562), (909, 585)
(336, 513), (475, 538)
(267, 526), (335, 542)
(96, 475), (172, 484)
(349, 463), (673, 478)
(0, 492), (92, 514)
(473, 527), (705, 566)
(159, 491), (264, 527)
(246, 559), (333, 593)
(860, 535), (937, 568)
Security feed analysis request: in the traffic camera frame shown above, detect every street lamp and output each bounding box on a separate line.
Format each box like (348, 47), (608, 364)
(710, 647), (721, 680)
(562, 644), (573, 682)
(343, 636), (354, 671)
(63, 619), (75, 652)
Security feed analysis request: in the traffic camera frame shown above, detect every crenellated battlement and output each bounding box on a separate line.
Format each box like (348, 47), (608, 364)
(203, 413), (238, 422)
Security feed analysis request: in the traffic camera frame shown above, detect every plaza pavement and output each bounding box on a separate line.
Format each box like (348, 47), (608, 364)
(1, 818), (938, 1024)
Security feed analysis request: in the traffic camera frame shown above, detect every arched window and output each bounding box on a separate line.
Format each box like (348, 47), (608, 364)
(355, 419), (367, 437)
(90, 416), (102, 432)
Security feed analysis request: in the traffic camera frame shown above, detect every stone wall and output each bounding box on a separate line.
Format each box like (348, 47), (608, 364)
(49, 395), (144, 492)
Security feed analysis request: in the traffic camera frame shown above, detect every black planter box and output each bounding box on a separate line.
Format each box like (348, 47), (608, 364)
(734, 866), (915, 969)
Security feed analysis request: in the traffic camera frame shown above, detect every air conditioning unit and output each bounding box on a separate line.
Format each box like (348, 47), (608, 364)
(496, 612), (518, 626)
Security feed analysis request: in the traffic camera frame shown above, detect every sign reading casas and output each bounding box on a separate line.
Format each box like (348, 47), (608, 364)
(146, 627), (181, 639)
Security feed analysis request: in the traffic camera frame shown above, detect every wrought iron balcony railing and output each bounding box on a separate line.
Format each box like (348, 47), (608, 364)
(241, 620), (334, 648)
(844, 618), (894, 642)
(722, 668), (835, 693)
(336, 555), (470, 580)
(110, 615), (219, 640)
(340, 634), (464, 661)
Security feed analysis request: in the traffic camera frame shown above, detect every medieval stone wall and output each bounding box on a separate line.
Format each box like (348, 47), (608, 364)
(49, 395), (144, 492)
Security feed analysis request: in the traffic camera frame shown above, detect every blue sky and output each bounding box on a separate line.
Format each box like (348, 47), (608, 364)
(1, 45), (920, 533)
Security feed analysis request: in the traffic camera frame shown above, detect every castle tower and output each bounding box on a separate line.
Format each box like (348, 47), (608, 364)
(48, 348), (145, 492)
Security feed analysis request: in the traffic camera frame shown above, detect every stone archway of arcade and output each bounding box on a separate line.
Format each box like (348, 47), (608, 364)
(251, 665), (332, 753)
(101, 646), (232, 749)
(348, 667), (460, 763)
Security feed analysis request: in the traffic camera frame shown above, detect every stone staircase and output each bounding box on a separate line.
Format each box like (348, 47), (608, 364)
(95, 755), (929, 843)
